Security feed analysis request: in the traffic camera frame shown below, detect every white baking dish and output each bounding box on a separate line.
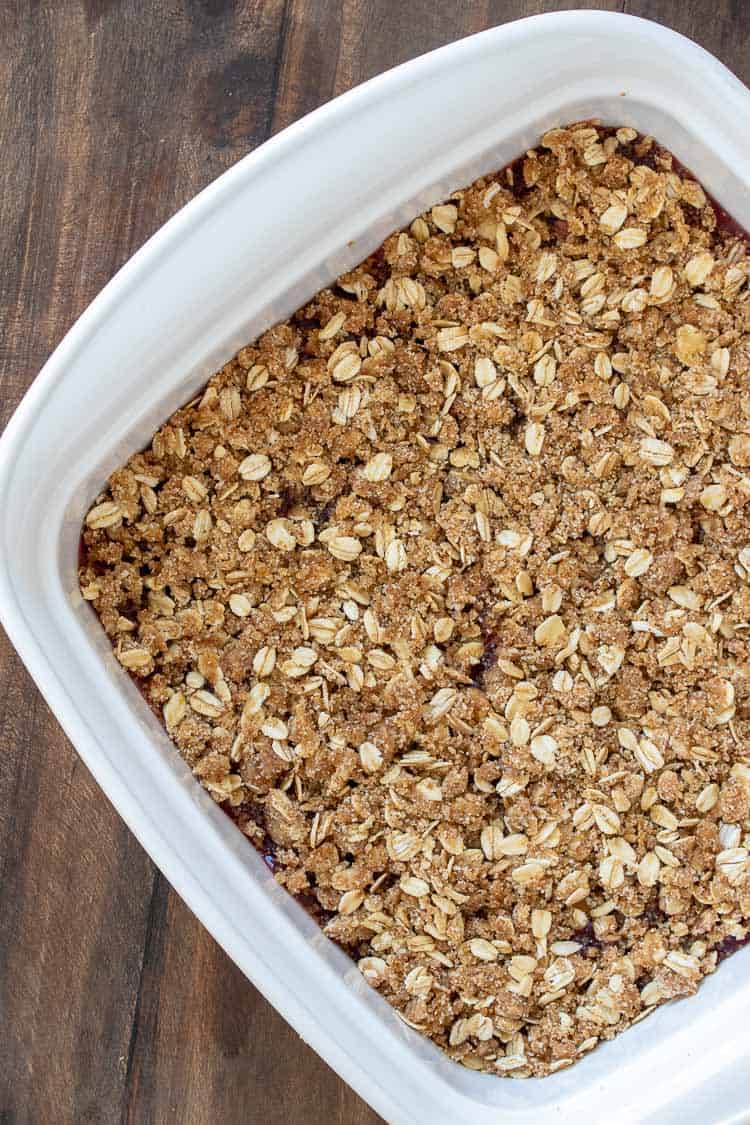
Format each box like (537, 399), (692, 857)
(2, 11), (750, 1123)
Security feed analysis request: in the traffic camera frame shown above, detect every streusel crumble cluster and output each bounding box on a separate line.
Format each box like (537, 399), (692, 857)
(80, 124), (750, 1076)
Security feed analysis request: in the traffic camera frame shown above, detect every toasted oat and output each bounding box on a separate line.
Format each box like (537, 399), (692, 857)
(81, 124), (750, 1080)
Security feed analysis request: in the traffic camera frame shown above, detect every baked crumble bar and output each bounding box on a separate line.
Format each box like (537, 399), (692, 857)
(80, 124), (750, 1076)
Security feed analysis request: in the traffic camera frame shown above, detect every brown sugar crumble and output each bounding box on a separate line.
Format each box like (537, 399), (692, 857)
(80, 124), (750, 1077)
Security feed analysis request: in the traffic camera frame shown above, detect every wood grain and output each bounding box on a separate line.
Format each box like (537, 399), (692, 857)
(0, 2), (747, 1122)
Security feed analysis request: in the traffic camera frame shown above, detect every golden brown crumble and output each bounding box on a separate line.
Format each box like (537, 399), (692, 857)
(80, 124), (750, 1077)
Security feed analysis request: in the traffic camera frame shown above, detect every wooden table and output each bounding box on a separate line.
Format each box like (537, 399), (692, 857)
(1, 2), (747, 1121)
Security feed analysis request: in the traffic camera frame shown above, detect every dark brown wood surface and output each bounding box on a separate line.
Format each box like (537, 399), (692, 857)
(1, 2), (748, 1122)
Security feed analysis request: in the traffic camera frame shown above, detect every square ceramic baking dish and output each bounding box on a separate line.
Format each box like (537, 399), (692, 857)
(2, 11), (750, 1123)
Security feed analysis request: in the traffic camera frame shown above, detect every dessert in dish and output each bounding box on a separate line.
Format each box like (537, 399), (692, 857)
(80, 123), (750, 1076)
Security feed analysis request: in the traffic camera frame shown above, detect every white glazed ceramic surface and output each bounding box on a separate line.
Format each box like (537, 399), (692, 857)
(2, 13), (750, 1124)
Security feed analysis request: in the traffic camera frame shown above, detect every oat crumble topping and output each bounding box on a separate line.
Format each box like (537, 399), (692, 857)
(80, 124), (750, 1077)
